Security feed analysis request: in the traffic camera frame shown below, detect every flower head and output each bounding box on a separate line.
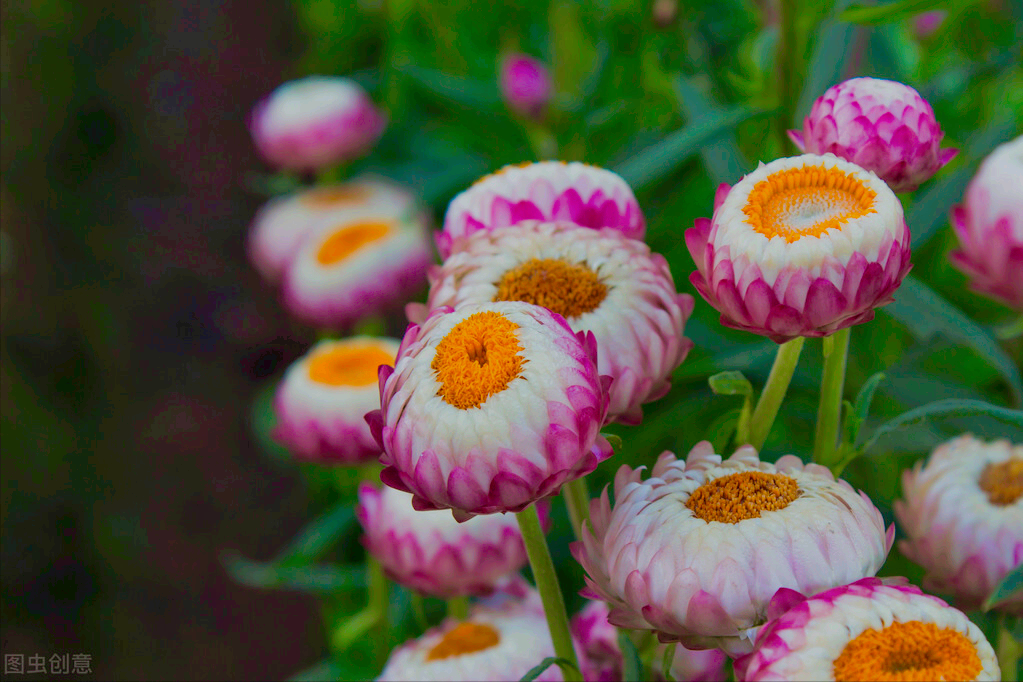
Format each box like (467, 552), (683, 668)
(357, 484), (544, 598)
(378, 589), (567, 681)
(895, 434), (1023, 615)
(735, 577), (1000, 681)
(789, 77), (957, 192)
(572, 443), (893, 656)
(949, 136), (1023, 311)
(249, 76), (387, 171)
(272, 336), (398, 464)
(417, 221), (694, 423)
(367, 301), (612, 520)
(440, 162), (644, 258)
(281, 198), (433, 328)
(500, 53), (552, 120)
(571, 601), (622, 682)
(686, 153), (911, 342)
(248, 177), (419, 283)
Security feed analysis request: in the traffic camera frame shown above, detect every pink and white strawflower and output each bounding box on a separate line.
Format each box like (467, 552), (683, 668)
(439, 161), (644, 258)
(357, 484), (545, 598)
(895, 434), (1023, 615)
(367, 301), (612, 521)
(281, 197), (433, 329)
(734, 578), (1000, 681)
(789, 77), (957, 192)
(949, 135), (1023, 311)
(249, 76), (386, 171)
(572, 443), (893, 656)
(415, 221), (694, 424)
(571, 601), (622, 682)
(248, 177), (420, 283)
(500, 53), (552, 120)
(686, 153), (911, 342)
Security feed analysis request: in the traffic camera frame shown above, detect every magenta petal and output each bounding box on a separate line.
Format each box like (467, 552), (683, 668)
(939, 147), (959, 166)
(763, 305), (805, 342)
(787, 129), (806, 151)
(686, 219), (713, 270)
(803, 278), (848, 328)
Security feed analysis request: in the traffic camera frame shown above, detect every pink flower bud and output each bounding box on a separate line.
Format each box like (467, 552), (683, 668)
(499, 54), (552, 120)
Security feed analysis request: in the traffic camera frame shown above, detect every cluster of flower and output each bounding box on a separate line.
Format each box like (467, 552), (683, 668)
(244, 71), (1021, 681)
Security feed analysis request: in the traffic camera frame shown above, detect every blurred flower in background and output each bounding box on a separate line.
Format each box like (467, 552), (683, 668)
(499, 53), (553, 120)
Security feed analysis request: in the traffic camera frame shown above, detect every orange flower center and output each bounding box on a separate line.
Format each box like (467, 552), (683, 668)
(306, 343), (394, 387)
(301, 184), (371, 207)
(978, 458), (1023, 506)
(431, 311), (525, 410)
(686, 471), (800, 523)
(494, 258), (607, 320)
(832, 621), (982, 682)
(315, 221), (391, 265)
(743, 165), (877, 243)
(426, 622), (501, 661)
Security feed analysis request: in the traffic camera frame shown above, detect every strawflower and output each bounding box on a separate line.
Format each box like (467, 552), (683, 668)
(500, 53), (552, 120)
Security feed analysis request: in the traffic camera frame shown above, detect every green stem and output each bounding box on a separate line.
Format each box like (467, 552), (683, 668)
(563, 477), (591, 541)
(774, 0), (798, 154)
(516, 504), (583, 682)
(368, 556), (390, 666)
(745, 337), (805, 451)
(997, 615), (1021, 682)
(995, 313), (1023, 340)
(660, 643), (677, 681)
(315, 164), (345, 185)
(813, 327), (850, 467)
(447, 594), (470, 621)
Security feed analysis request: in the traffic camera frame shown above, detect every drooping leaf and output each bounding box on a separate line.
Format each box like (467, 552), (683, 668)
(222, 552), (367, 594)
(708, 370), (754, 397)
(672, 76), (755, 186)
(984, 562), (1023, 611)
(519, 657), (580, 682)
(288, 658), (343, 682)
(882, 275), (1023, 405)
(602, 432), (624, 451)
(276, 503), (356, 567)
(862, 399), (1023, 453)
(400, 64), (502, 108)
(847, 372), (887, 446)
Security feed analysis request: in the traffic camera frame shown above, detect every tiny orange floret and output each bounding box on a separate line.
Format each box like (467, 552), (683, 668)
(687, 471), (800, 523)
(431, 311), (525, 410)
(307, 343), (394, 387)
(426, 622), (501, 661)
(316, 220), (391, 265)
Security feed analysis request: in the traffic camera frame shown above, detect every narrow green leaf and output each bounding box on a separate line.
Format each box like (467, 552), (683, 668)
(985, 563), (1023, 611)
(288, 658), (342, 682)
(602, 432), (624, 451)
(614, 103), (767, 191)
(883, 275), (1023, 405)
(276, 503), (355, 567)
(795, 0), (857, 120)
(619, 630), (643, 682)
(848, 372), (887, 446)
(841, 0), (962, 25)
(519, 657), (579, 682)
(400, 64), (501, 108)
(250, 380), (291, 464)
(222, 552), (367, 593)
(908, 116), (1018, 249)
(672, 77), (755, 186)
(709, 370), (754, 397)
(707, 408), (742, 454)
(862, 399), (1023, 454)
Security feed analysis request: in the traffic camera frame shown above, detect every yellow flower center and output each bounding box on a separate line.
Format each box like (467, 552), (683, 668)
(978, 458), (1023, 506)
(426, 622), (501, 661)
(832, 621), (982, 682)
(493, 258), (607, 320)
(743, 165), (877, 243)
(431, 311), (525, 410)
(306, 343), (394, 387)
(686, 471), (800, 523)
(315, 221), (391, 265)
(301, 184), (370, 207)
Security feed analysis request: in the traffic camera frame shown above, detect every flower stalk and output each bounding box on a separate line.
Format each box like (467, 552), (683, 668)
(448, 594), (470, 621)
(516, 503), (583, 682)
(996, 615), (1021, 682)
(813, 327), (850, 468)
(563, 477), (591, 541)
(745, 337), (805, 451)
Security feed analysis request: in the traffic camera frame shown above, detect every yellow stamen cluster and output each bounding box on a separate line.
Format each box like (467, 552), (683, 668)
(832, 621), (982, 682)
(978, 458), (1023, 506)
(307, 344), (393, 387)
(302, 185), (370, 207)
(686, 471), (800, 523)
(316, 221), (391, 265)
(494, 258), (607, 320)
(431, 311), (525, 410)
(743, 165), (877, 242)
(425, 622), (501, 661)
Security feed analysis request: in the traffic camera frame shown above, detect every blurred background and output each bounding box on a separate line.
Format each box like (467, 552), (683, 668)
(2, 0), (1020, 679)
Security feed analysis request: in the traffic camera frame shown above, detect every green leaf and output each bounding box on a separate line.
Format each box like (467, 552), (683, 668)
(614, 104), (765, 192)
(709, 370), (754, 397)
(908, 116), (1018, 249)
(672, 77), (755, 187)
(602, 432), (624, 451)
(619, 630), (644, 682)
(250, 379), (291, 464)
(276, 503), (356, 567)
(796, 0), (858, 119)
(400, 64), (501, 108)
(222, 552), (367, 594)
(841, 0), (965, 25)
(847, 372), (887, 446)
(985, 562), (1023, 611)
(862, 399), (1023, 454)
(288, 658), (343, 682)
(883, 275), (1023, 405)
(706, 408), (742, 454)
(519, 657), (579, 682)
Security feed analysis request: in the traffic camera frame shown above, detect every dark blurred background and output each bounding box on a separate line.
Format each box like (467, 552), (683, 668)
(1, 1), (332, 678)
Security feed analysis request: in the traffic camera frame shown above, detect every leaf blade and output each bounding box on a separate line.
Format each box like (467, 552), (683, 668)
(862, 399), (1023, 453)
